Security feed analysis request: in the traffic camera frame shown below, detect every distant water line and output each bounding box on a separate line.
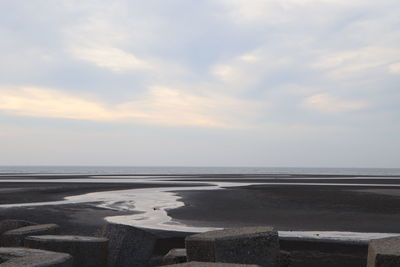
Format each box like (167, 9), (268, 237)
(2, 166), (400, 176)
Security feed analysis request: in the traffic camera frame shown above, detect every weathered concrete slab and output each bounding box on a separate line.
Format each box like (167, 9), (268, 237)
(0, 247), (72, 267)
(0, 219), (37, 236)
(279, 236), (368, 267)
(101, 223), (158, 267)
(25, 235), (108, 267)
(162, 248), (187, 265)
(162, 261), (260, 267)
(367, 236), (400, 267)
(278, 251), (291, 267)
(1, 224), (60, 247)
(186, 227), (279, 267)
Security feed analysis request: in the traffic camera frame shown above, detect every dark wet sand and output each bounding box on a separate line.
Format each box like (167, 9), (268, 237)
(169, 184), (400, 233)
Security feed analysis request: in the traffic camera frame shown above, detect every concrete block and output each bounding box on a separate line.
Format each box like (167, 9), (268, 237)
(279, 235), (368, 267)
(186, 227), (279, 267)
(101, 223), (158, 267)
(148, 255), (165, 267)
(162, 261), (260, 267)
(367, 236), (400, 267)
(1, 223), (60, 247)
(0, 219), (37, 235)
(278, 251), (291, 267)
(0, 247), (72, 267)
(25, 235), (108, 267)
(162, 248), (187, 265)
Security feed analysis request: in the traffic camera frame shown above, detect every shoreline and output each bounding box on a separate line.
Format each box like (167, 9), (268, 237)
(1, 175), (400, 235)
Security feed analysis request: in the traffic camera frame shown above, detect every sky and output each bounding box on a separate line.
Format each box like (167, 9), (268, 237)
(0, 0), (399, 167)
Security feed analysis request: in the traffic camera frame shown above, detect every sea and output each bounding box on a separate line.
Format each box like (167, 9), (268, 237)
(0, 166), (400, 176)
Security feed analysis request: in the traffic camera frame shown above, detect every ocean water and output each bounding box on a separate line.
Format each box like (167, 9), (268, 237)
(0, 166), (400, 176)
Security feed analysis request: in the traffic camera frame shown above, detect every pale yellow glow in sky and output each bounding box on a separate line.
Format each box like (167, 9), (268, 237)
(0, 87), (251, 128)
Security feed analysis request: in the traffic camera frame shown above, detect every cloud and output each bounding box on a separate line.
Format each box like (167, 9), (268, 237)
(69, 44), (189, 80)
(312, 46), (400, 78)
(216, 0), (366, 25)
(71, 46), (152, 73)
(0, 86), (252, 128)
(61, 1), (188, 78)
(388, 63), (400, 75)
(302, 93), (369, 113)
(211, 49), (292, 90)
(123, 86), (256, 127)
(0, 87), (117, 121)
(0, 0), (399, 167)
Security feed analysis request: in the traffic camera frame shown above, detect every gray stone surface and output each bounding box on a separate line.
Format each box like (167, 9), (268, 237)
(0, 220), (37, 236)
(1, 224), (60, 247)
(0, 247), (72, 267)
(162, 261), (260, 267)
(375, 254), (400, 267)
(279, 236), (368, 267)
(186, 227), (279, 267)
(101, 223), (158, 267)
(25, 235), (108, 267)
(367, 236), (400, 267)
(162, 248), (187, 265)
(278, 251), (291, 267)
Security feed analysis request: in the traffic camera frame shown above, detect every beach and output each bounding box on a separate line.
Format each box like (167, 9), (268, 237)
(2, 173), (400, 233)
(169, 182), (400, 233)
(1, 171), (400, 266)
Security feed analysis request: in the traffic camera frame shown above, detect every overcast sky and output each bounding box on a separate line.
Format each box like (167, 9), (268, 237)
(0, 0), (399, 167)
